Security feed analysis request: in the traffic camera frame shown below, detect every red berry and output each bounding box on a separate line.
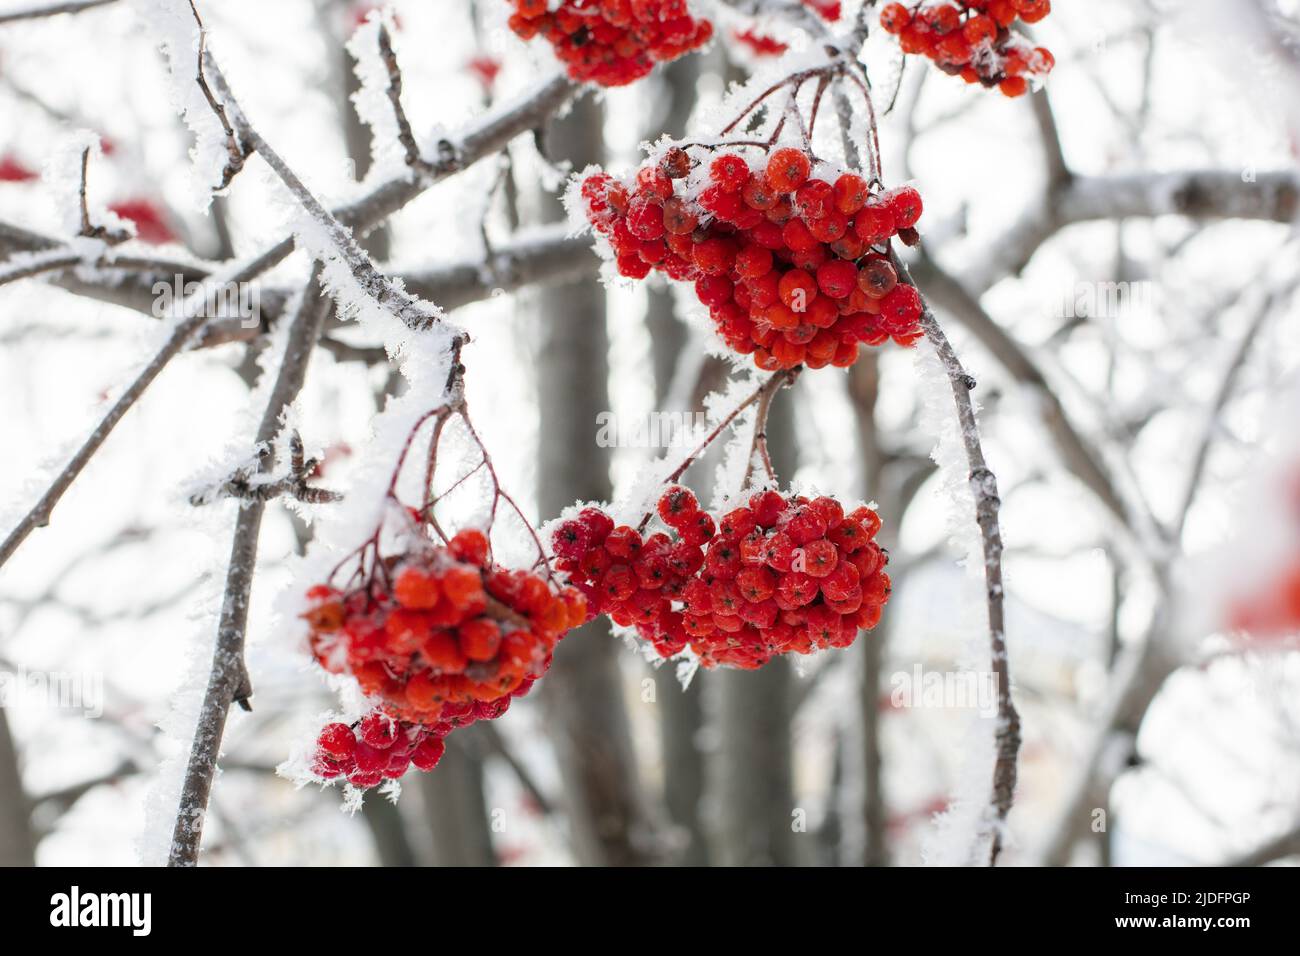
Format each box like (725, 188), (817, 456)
(359, 712), (399, 749)
(765, 148), (812, 193)
(317, 722), (357, 761)
(410, 737), (446, 771)
(710, 154), (751, 192)
(394, 566), (440, 610)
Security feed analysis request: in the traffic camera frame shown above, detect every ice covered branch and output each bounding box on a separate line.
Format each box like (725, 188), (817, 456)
(1174, 277), (1296, 540)
(401, 224), (594, 311)
(895, 252), (1021, 866)
(0, 253), (290, 572)
(373, 21), (424, 172)
(0, 68), (578, 567)
(910, 253), (1136, 532)
(193, 431), (342, 506)
(168, 269), (332, 867)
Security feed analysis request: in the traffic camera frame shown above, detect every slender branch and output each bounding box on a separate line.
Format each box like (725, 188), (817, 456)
(1029, 89), (1072, 194)
(1174, 279), (1293, 539)
(194, 431), (342, 505)
(895, 251), (1020, 867)
(0, 248), (82, 286)
(199, 46), (454, 335)
(375, 22), (424, 171)
(0, 255), (283, 572)
(0, 73), (579, 568)
(75, 146), (127, 242)
(168, 269), (331, 867)
(745, 366), (801, 485)
(910, 252), (1136, 531)
(188, 1), (247, 190)
(966, 169), (1300, 290)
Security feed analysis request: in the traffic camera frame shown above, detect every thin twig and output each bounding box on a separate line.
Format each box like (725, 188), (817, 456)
(195, 430), (343, 505)
(200, 47), (451, 335)
(76, 147), (127, 242)
(375, 22), (424, 171)
(188, 1), (247, 189)
(1174, 279), (1294, 539)
(0, 255), (282, 572)
(0, 58), (577, 571)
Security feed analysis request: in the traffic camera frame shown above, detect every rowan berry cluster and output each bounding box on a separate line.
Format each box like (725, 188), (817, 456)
(311, 711), (451, 789)
(302, 528), (587, 788)
(506, 0), (713, 87)
(579, 145), (925, 371)
(879, 1), (1055, 98)
(552, 486), (890, 669)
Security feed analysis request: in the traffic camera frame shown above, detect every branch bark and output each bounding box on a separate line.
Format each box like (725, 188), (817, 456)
(897, 253), (1021, 866)
(167, 270), (331, 866)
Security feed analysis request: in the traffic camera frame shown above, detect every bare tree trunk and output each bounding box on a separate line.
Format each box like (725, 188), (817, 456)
(535, 96), (653, 867)
(0, 706), (35, 866)
(419, 730), (497, 866)
(641, 52), (711, 867)
(849, 355), (889, 867)
(360, 795), (417, 867)
(713, 391), (799, 867)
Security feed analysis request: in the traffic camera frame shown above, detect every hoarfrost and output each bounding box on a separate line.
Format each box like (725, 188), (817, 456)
(126, 0), (235, 207)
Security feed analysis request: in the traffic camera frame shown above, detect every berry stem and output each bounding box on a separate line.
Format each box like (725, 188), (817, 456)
(635, 368), (798, 533)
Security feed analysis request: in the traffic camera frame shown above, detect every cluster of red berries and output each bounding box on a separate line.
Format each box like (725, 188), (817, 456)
(552, 486), (890, 669)
(506, 0), (713, 87)
(301, 528), (587, 787)
(580, 145), (925, 370)
(311, 711), (448, 789)
(880, 1), (1055, 97)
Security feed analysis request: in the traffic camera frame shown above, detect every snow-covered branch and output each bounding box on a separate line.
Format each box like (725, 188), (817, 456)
(168, 268), (332, 867)
(966, 168), (1299, 290)
(897, 252), (1021, 867)
(0, 66), (579, 568)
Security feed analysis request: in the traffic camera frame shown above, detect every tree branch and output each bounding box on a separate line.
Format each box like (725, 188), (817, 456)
(965, 169), (1299, 290)
(0, 73), (579, 568)
(911, 252), (1135, 529)
(1174, 278), (1294, 539)
(168, 269), (331, 867)
(895, 252), (1020, 866)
